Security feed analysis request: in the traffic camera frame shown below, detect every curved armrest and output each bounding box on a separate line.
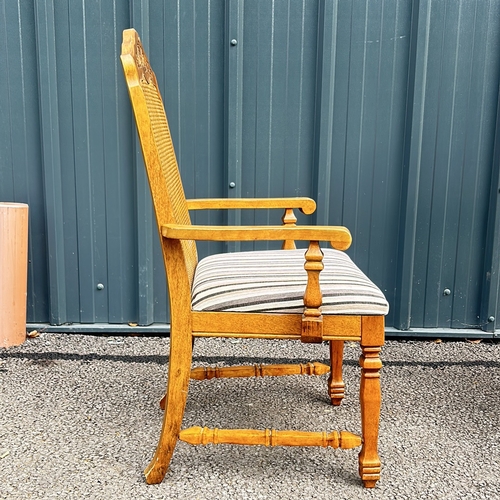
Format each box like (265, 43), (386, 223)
(162, 224), (352, 251)
(186, 197), (316, 215)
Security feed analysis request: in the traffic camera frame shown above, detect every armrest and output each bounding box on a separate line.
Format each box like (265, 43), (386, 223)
(162, 224), (352, 251)
(186, 197), (316, 215)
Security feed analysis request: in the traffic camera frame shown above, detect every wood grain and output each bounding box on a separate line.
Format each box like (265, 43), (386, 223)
(190, 362), (330, 380)
(301, 241), (324, 343)
(328, 340), (345, 406)
(358, 316), (384, 488)
(191, 312), (362, 340)
(162, 224), (352, 251)
(281, 207), (298, 250)
(186, 197), (316, 214)
(179, 427), (362, 449)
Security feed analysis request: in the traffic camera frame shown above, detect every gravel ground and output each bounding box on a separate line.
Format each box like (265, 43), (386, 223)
(0, 333), (499, 499)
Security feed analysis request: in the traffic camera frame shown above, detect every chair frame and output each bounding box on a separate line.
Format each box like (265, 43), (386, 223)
(121, 28), (384, 488)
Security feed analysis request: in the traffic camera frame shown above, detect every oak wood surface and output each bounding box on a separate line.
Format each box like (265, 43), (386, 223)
(186, 197), (316, 214)
(281, 207), (298, 250)
(179, 427), (362, 449)
(162, 224), (352, 251)
(191, 311), (362, 340)
(190, 362), (330, 380)
(301, 241), (325, 343)
(328, 340), (345, 406)
(358, 316), (384, 488)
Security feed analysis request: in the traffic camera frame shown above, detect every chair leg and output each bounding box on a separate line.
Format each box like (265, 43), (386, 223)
(158, 335), (196, 411)
(328, 340), (345, 406)
(358, 343), (382, 488)
(144, 329), (193, 484)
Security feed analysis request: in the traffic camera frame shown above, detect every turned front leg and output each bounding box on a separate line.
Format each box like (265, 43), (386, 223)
(358, 316), (384, 488)
(359, 345), (382, 487)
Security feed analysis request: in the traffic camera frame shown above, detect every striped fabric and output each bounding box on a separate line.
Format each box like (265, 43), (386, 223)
(192, 248), (389, 315)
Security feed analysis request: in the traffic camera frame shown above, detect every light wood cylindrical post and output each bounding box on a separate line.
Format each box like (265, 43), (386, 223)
(0, 203), (29, 348)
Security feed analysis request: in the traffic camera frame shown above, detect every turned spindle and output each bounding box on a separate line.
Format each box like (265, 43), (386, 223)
(281, 208), (297, 250)
(179, 426), (362, 449)
(190, 362), (330, 380)
(302, 241), (324, 343)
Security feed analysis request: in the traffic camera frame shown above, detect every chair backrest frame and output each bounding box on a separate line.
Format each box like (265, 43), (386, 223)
(121, 29), (198, 300)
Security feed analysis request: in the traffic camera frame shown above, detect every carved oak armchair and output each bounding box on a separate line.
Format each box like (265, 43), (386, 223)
(120, 28), (389, 488)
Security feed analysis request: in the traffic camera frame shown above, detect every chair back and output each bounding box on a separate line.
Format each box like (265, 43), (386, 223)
(121, 29), (198, 286)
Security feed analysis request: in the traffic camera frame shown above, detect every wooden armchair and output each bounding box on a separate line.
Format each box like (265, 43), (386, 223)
(120, 28), (389, 488)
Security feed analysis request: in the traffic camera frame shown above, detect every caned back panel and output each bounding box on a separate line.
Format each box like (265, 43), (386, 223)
(121, 29), (198, 286)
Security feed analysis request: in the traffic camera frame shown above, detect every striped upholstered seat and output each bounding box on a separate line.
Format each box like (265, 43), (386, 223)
(192, 248), (389, 315)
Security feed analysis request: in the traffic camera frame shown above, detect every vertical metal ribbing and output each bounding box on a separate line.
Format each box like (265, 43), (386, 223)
(480, 90), (500, 336)
(2, 1), (47, 323)
(224, 0), (244, 252)
(393, 0), (428, 330)
(473, 0), (500, 336)
(101, 0), (136, 323)
(131, 0), (155, 325)
(69, 2), (102, 324)
(313, 0), (337, 226)
(34, 0), (67, 325)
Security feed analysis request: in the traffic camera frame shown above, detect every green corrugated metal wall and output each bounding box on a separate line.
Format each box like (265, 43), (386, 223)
(1, 0), (499, 336)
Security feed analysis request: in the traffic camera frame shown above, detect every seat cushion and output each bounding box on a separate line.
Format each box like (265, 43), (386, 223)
(192, 248), (389, 315)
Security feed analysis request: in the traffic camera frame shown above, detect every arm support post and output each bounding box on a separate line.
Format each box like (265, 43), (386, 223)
(281, 208), (297, 250)
(301, 241), (324, 343)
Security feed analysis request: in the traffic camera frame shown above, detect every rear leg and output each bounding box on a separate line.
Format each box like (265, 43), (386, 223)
(328, 340), (345, 406)
(158, 336), (195, 410)
(144, 328), (193, 484)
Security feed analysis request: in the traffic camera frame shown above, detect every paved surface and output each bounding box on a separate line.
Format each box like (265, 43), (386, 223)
(0, 333), (499, 499)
